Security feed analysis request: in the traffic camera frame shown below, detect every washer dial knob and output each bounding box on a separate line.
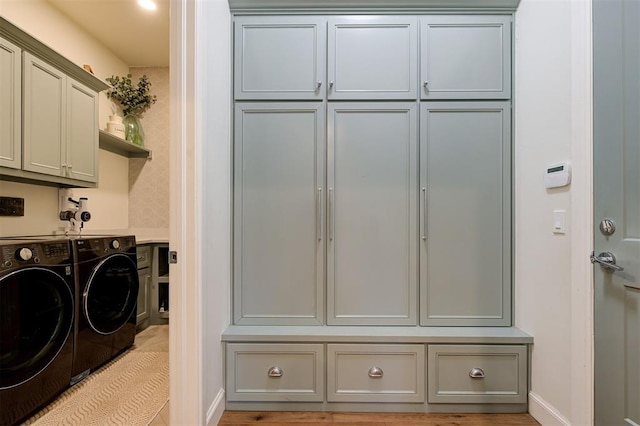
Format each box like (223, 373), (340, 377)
(16, 247), (33, 261)
(110, 239), (121, 250)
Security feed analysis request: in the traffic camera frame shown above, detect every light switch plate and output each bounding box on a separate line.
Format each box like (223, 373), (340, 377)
(553, 209), (566, 234)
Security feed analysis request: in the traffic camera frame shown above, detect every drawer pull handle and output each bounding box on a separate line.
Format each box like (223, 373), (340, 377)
(469, 367), (485, 379)
(267, 366), (283, 378)
(368, 366), (383, 378)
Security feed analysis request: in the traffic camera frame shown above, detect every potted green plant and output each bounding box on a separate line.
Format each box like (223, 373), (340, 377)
(105, 74), (157, 147)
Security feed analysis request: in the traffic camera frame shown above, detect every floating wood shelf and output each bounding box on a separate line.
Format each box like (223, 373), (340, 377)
(99, 130), (152, 159)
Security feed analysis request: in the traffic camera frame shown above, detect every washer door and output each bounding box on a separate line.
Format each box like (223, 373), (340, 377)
(0, 268), (73, 389)
(84, 254), (139, 335)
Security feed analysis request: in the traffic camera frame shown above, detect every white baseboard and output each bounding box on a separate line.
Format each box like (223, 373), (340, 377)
(206, 388), (226, 426)
(529, 391), (571, 426)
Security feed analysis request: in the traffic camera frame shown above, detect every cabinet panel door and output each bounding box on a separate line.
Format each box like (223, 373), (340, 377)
(136, 268), (151, 328)
(234, 17), (325, 100)
(420, 16), (511, 99)
(234, 102), (325, 325)
(23, 52), (66, 177)
(328, 17), (418, 100)
(67, 78), (98, 182)
(0, 36), (21, 169)
(328, 103), (418, 325)
(420, 102), (511, 326)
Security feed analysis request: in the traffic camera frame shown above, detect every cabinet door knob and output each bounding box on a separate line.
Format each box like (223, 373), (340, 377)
(368, 366), (383, 378)
(423, 80), (429, 88)
(469, 367), (485, 379)
(317, 80), (322, 90)
(329, 81), (334, 89)
(268, 366), (283, 378)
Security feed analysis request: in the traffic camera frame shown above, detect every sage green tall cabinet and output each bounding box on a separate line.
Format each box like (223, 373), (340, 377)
(225, 0), (532, 414)
(234, 102), (325, 325)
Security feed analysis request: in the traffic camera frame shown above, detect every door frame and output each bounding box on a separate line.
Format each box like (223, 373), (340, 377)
(569, 0), (594, 424)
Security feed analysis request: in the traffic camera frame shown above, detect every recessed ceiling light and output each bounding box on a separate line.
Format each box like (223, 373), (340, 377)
(137, 0), (157, 11)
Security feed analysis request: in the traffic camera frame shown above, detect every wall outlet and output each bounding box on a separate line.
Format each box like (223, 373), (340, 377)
(0, 197), (24, 216)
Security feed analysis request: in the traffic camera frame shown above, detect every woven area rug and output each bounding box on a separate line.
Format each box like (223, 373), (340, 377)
(24, 351), (169, 426)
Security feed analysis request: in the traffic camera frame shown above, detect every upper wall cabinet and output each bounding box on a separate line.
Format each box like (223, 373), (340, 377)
(234, 16), (326, 100)
(0, 35), (21, 170)
(420, 16), (511, 99)
(23, 53), (98, 183)
(0, 17), (107, 188)
(327, 17), (418, 100)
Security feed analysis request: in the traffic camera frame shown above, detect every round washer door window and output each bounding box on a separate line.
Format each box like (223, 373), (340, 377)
(0, 268), (74, 390)
(84, 254), (139, 335)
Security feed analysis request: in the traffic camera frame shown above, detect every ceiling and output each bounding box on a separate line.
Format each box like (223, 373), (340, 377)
(46, 0), (170, 67)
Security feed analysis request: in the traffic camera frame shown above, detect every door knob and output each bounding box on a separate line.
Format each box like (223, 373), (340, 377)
(590, 251), (624, 271)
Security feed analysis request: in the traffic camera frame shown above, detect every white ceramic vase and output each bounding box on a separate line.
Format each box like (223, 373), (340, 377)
(106, 114), (126, 139)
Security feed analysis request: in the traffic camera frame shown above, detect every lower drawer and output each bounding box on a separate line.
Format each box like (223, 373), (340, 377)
(327, 344), (425, 403)
(226, 343), (324, 402)
(427, 344), (527, 404)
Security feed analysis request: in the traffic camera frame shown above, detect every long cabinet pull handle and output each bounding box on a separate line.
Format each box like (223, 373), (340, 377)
(317, 187), (322, 241)
(328, 187), (334, 241)
(422, 187), (427, 240)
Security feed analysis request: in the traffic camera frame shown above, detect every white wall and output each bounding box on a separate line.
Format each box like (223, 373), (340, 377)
(200, 0), (231, 422)
(0, 0), (131, 236)
(514, 0), (593, 424)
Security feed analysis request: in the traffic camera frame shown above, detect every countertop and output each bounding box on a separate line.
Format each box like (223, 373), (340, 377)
(46, 227), (170, 245)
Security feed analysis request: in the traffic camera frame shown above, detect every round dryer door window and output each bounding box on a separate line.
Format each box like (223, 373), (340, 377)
(0, 268), (74, 389)
(84, 254), (139, 335)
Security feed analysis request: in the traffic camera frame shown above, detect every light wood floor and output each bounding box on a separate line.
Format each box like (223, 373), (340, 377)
(218, 411), (541, 425)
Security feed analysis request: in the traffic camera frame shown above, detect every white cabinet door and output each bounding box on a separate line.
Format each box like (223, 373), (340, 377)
(23, 52), (66, 178)
(234, 16), (326, 100)
(420, 102), (511, 326)
(234, 102), (325, 325)
(327, 102), (418, 325)
(420, 16), (511, 99)
(327, 17), (418, 100)
(67, 78), (98, 183)
(0, 36), (21, 170)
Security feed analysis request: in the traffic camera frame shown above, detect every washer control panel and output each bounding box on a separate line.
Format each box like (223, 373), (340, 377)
(0, 240), (70, 271)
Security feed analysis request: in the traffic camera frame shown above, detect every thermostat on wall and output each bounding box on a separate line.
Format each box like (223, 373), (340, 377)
(544, 162), (571, 188)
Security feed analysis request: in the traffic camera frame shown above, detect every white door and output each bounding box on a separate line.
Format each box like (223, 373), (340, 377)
(593, 1), (640, 424)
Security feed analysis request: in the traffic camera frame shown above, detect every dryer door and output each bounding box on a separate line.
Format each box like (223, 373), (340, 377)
(0, 268), (74, 389)
(83, 254), (139, 335)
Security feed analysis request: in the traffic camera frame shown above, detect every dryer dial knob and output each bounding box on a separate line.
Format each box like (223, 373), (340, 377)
(110, 239), (121, 250)
(16, 248), (33, 261)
